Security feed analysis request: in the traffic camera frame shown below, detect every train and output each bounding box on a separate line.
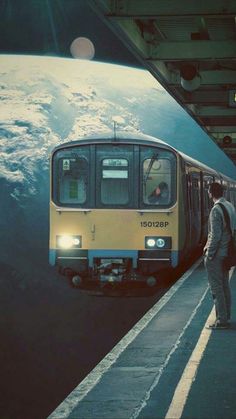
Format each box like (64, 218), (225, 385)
(49, 132), (236, 289)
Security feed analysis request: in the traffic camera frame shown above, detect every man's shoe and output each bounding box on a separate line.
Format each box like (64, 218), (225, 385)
(206, 320), (230, 329)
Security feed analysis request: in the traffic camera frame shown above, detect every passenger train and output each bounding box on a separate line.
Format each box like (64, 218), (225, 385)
(49, 132), (236, 288)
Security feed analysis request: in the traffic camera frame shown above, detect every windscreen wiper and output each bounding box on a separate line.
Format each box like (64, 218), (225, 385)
(143, 152), (159, 198)
(143, 152), (159, 185)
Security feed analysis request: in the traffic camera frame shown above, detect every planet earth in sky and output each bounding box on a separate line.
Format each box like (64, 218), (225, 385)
(2, 54), (236, 419)
(1, 54), (235, 199)
(0, 54), (235, 287)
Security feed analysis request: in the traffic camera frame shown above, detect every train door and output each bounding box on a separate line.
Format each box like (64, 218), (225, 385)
(199, 172), (204, 244)
(190, 171), (202, 247)
(186, 169), (193, 246)
(186, 167), (202, 249)
(202, 174), (214, 240)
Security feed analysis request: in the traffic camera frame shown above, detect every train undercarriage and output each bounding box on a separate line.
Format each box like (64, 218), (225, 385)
(58, 256), (164, 292)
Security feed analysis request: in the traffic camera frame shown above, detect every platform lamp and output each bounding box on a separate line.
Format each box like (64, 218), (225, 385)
(180, 64), (201, 92)
(229, 90), (236, 107)
(223, 135), (233, 146)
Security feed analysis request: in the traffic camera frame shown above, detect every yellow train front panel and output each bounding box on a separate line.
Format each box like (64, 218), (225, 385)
(49, 202), (179, 272)
(49, 133), (182, 278)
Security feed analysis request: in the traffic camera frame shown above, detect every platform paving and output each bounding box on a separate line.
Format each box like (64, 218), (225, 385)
(181, 275), (236, 419)
(48, 261), (236, 419)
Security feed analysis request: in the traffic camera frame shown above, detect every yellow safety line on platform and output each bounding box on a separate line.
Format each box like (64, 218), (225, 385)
(48, 259), (203, 419)
(165, 268), (235, 419)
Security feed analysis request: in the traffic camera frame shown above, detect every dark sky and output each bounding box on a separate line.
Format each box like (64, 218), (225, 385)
(0, 0), (140, 66)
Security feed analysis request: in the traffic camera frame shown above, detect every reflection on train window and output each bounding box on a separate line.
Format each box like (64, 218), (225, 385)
(143, 158), (171, 205)
(101, 158), (129, 204)
(191, 177), (200, 213)
(203, 175), (214, 210)
(58, 157), (88, 204)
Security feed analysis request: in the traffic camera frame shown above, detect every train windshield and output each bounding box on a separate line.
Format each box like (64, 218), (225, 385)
(52, 145), (90, 206)
(101, 158), (129, 204)
(52, 143), (176, 208)
(57, 157), (88, 204)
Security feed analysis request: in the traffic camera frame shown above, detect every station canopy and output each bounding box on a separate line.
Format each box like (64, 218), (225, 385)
(89, 0), (236, 165)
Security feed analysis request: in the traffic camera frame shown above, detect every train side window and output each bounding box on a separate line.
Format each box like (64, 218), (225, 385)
(143, 158), (171, 205)
(191, 176), (200, 214)
(203, 175), (214, 210)
(204, 188), (209, 210)
(186, 173), (192, 210)
(100, 158), (129, 205)
(58, 157), (88, 204)
(230, 188), (236, 206)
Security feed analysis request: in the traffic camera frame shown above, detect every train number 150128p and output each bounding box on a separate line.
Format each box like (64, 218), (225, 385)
(140, 221), (169, 228)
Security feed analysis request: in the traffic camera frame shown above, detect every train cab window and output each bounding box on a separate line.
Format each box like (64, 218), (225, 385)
(143, 158), (172, 206)
(101, 158), (129, 205)
(57, 157), (88, 204)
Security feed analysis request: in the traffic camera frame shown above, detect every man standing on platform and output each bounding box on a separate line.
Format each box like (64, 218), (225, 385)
(204, 182), (236, 329)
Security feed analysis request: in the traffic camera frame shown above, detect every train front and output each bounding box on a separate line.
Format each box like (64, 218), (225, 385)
(49, 135), (179, 288)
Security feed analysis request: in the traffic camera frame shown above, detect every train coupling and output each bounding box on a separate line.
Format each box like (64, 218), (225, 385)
(97, 261), (126, 284)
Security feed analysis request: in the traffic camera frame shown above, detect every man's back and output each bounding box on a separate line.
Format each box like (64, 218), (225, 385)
(220, 198), (236, 233)
(206, 197), (235, 258)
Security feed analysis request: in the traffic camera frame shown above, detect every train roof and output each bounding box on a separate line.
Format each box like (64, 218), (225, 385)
(57, 131), (169, 148)
(53, 131), (234, 182)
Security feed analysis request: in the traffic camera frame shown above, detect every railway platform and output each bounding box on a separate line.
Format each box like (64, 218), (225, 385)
(48, 260), (236, 419)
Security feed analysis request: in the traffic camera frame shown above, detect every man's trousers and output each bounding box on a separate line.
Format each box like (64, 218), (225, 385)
(205, 256), (231, 323)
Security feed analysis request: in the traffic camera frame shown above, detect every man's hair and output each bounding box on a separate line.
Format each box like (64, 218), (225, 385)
(209, 182), (224, 199)
(159, 182), (168, 191)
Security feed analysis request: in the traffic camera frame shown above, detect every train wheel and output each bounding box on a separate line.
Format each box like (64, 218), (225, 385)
(71, 275), (82, 287)
(146, 276), (157, 287)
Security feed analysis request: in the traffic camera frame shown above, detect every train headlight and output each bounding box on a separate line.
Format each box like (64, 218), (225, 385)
(58, 236), (74, 249)
(73, 238), (81, 246)
(145, 236), (171, 249)
(156, 238), (165, 248)
(146, 238), (156, 248)
(57, 235), (82, 249)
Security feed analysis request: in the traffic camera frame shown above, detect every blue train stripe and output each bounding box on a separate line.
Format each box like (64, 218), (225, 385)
(171, 251), (179, 268)
(50, 248), (178, 269)
(49, 249), (56, 266)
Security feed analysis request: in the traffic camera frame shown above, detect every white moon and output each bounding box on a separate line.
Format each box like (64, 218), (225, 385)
(70, 37), (95, 60)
